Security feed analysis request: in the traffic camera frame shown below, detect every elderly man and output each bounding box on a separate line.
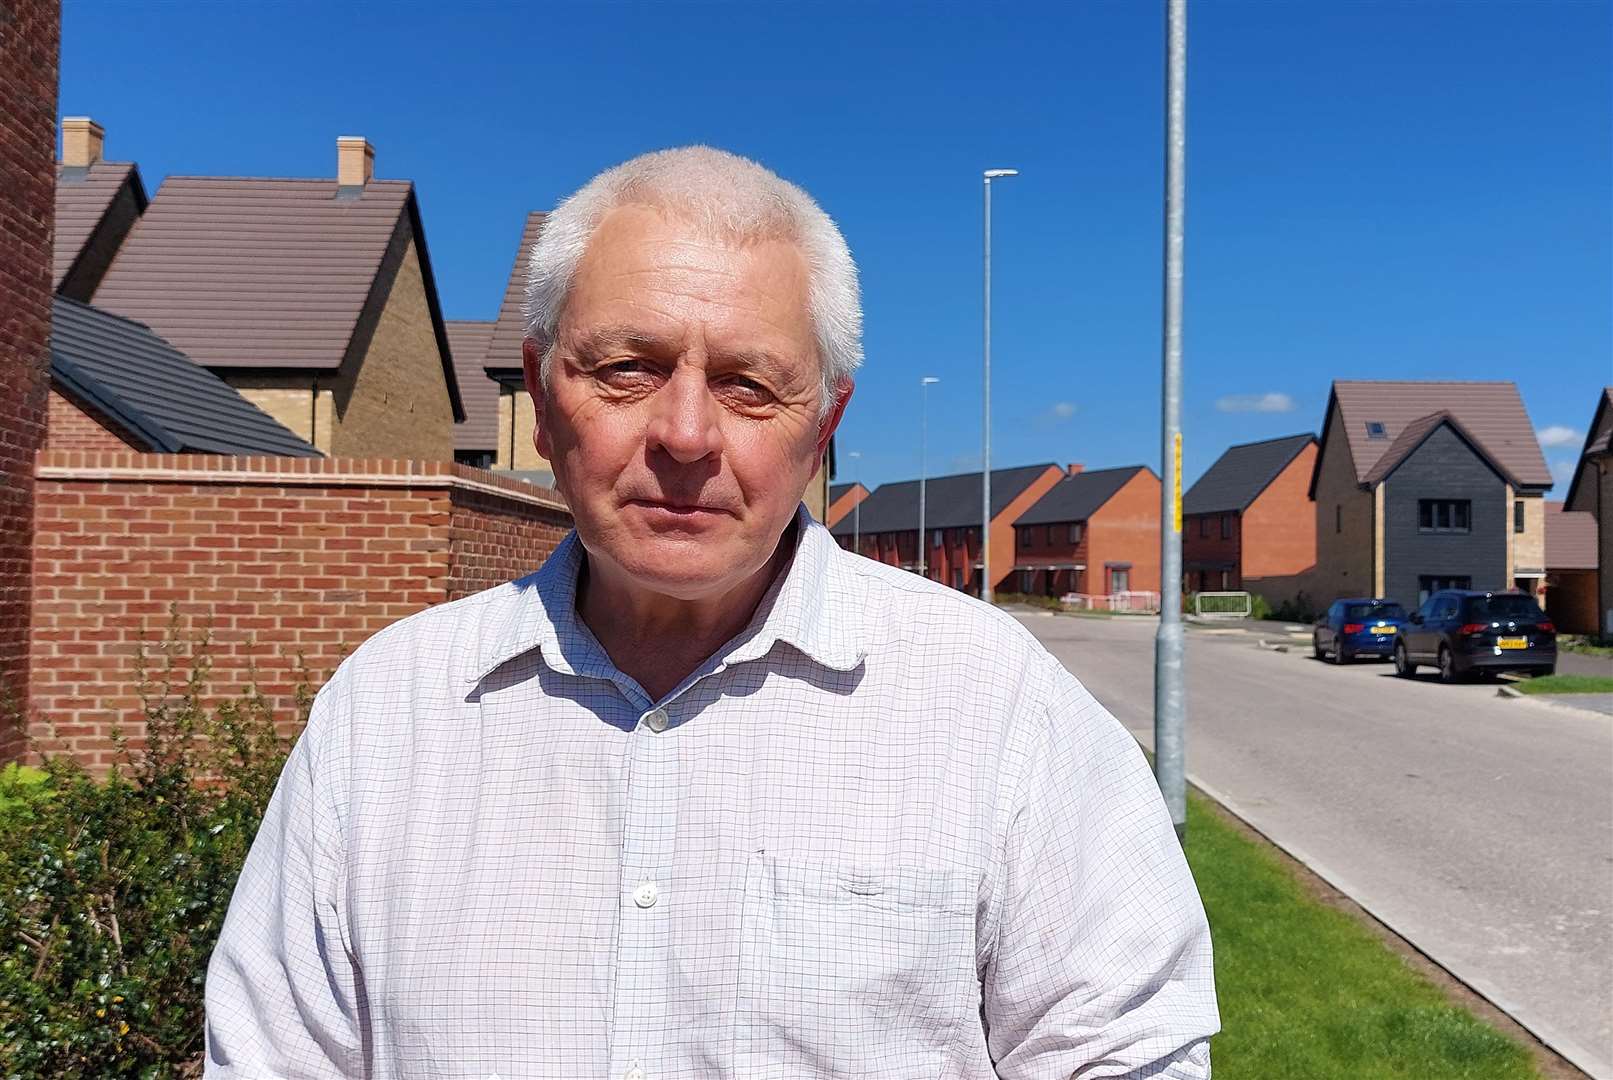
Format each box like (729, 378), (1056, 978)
(205, 147), (1217, 1079)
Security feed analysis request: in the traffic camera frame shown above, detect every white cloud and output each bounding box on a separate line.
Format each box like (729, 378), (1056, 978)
(1216, 392), (1295, 414)
(1550, 458), (1577, 490)
(1030, 401), (1078, 429)
(1536, 425), (1582, 448)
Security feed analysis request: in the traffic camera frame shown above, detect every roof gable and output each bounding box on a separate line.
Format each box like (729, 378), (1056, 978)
(49, 296), (321, 457)
(1183, 433), (1314, 515)
(1360, 411), (1520, 488)
(446, 320), (499, 454)
(1562, 387), (1613, 510)
(484, 211), (548, 373)
(828, 464), (1060, 536)
(1014, 466), (1151, 526)
(1325, 380), (1551, 490)
(54, 161), (147, 291)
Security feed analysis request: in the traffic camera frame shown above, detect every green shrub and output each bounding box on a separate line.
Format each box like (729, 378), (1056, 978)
(0, 618), (307, 1078)
(1248, 593), (1274, 621)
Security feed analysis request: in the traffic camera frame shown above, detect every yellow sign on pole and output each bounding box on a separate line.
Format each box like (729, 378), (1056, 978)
(1173, 432), (1183, 533)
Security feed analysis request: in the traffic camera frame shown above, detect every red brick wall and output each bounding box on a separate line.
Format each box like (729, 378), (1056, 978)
(824, 484), (868, 529)
(1087, 469), (1162, 594)
(27, 453), (570, 767)
(1241, 442), (1318, 605)
(46, 388), (145, 451)
(1013, 522), (1091, 596)
(1183, 512), (1242, 591)
(0, 0), (59, 759)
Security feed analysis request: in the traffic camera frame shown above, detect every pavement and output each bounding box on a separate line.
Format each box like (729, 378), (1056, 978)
(1014, 608), (1613, 1078)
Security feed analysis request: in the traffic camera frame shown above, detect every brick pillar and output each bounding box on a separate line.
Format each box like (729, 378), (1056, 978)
(0, 0), (60, 760)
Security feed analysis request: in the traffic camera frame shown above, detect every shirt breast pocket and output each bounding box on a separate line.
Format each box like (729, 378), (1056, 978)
(734, 853), (977, 1080)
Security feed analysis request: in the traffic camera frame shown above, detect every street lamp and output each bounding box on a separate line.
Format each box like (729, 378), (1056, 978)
(981, 168), (1019, 603)
(918, 376), (940, 577)
(847, 449), (863, 556)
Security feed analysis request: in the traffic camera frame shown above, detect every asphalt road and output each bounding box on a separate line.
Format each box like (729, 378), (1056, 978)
(1014, 610), (1613, 1078)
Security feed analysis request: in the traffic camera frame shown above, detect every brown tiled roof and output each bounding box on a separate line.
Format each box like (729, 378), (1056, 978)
(1327, 380), (1552, 489)
(93, 177), (410, 369)
(54, 161), (145, 289)
(1360, 411), (1522, 487)
(446, 320), (499, 453)
(1587, 388), (1613, 457)
(484, 211), (547, 373)
(1545, 501), (1598, 570)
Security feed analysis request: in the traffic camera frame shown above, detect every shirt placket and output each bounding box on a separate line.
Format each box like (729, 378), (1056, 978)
(608, 696), (680, 1080)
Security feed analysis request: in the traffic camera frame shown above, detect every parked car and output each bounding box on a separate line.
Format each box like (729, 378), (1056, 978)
(1394, 590), (1557, 683)
(1313, 598), (1408, 663)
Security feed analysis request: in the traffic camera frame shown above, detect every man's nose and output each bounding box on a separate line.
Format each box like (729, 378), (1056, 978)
(645, 366), (723, 464)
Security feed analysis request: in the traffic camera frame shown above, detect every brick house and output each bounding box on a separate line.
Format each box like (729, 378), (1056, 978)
(1182, 433), (1317, 603)
(1012, 465), (1161, 597)
(1544, 501), (1599, 635)
(825, 482), (870, 529)
(1308, 381), (1554, 609)
(828, 464), (1064, 594)
(53, 118), (147, 303)
(46, 295), (321, 458)
(1562, 387), (1612, 636)
(89, 135), (466, 461)
(0, 0), (59, 760)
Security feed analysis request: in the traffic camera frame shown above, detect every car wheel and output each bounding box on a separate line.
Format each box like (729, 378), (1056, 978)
(1312, 635), (1323, 660)
(1333, 644), (1349, 665)
(1438, 645), (1457, 684)
(1394, 642), (1415, 678)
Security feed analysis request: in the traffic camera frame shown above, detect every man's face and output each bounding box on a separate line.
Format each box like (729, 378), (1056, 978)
(524, 204), (848, 601)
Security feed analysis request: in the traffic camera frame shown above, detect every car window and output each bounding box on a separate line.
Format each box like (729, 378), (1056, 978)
(1464, 594), (1543, 621)
(1346, 602), (1405, 621)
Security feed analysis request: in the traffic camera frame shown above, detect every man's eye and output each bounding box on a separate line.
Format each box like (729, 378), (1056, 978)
(723, 377), (771, 399)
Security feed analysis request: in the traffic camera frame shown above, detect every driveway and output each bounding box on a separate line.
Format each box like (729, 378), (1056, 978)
(1016, 610), (1613, 1078)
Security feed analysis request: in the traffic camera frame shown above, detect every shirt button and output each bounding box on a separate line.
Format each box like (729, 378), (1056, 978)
(642, 708), (668, 733)
(624, 1067), (646, 1080)
(633, 880), (659, 909)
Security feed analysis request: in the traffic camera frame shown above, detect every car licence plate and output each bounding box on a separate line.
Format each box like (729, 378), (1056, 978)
(1497, 637), (1527, 650)
(1374, 625), (1397, 634)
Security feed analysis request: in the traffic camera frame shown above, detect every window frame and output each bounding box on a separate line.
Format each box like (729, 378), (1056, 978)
(1418, 498), (1472, 535)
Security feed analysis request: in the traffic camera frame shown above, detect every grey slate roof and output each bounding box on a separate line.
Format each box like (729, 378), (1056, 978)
(49, 296), (321, 457)
(54, 161), (146, 290)
(1015, 466), (1152, 526)
(828, 464), (1060, 536)
(90, 175), (463, 421)
(1183, 433), (1315, 516)
(484, 211), (548, 373)
(1317, 380), (1551, 492)
(446, 320), (499, 453)
(829, 483), (863, 503)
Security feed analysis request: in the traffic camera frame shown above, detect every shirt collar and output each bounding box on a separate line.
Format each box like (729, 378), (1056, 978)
(472, 504), (866, 686)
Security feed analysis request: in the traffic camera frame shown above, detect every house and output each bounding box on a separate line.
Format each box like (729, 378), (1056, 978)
(1308, 381), (1554, 609)
(45, 296), (320, 457)
(54, 118), (147, 302)
(481, 211), (552, 473)
(828, 464), (1065, 594)
(1012, 465), (1160, 597)
(444, 319), (499, 468)
(1182, 433), (1316, 602)
(825, 482), (870, 529)
(1544, 502), (1599, 635)
(90, 135), (465, 460)
(1562, 387), (1613, 636)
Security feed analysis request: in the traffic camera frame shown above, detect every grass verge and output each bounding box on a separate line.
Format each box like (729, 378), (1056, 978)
(1510, 674), (1613, 695)
(1184, 790), (1546, 1079)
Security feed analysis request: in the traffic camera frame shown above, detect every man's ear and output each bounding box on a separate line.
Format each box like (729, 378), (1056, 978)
(522, 337), (554, 461)
(810, 379), (855, 475)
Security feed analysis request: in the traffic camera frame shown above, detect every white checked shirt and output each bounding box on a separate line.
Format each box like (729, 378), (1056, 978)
(205, 508), (1218, 1080)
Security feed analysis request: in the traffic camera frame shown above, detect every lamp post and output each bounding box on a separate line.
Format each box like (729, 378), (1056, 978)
(847, 450), (863, 556)
(918, 376), (940, 577)
(981, 168), (1018, 603)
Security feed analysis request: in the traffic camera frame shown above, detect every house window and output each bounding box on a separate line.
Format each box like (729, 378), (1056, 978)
(1513, 500), (1525, 534)
(1018, 528), (1030, 549)
(1219, 570), (1231, 589)
(1417, 575), (1471, 606)
(932, 529), (942, 548)
(1110, 567), (1131, 593)
(454, 450), (495, 469)
(1418, 499), (1471, 534)
(1198, 516), (1208, 538)
(1044, 525), (1055, 546)
(1366, 421), (1388, 440)
(951, 568), (963, 590)
(1220, 513), (1233, 539)
(1335, 505), (1342, 534)
(1068, 522), (1083, 544)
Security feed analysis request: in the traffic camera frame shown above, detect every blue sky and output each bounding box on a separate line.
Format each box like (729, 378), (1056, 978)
(61, 0), (1610, 494)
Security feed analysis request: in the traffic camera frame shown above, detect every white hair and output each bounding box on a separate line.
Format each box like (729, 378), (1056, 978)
(523, 146), (862, 418)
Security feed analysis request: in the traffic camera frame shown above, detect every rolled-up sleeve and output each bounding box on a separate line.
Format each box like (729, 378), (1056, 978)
(204, 671), (364, 1078)
(984, 668), (1219, 1078)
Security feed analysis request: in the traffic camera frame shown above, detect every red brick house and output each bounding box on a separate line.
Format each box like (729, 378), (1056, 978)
(1544, 501), (1599, 635)
(829, 464), (1064, 594)
(1012, 465), (1161, 597)
(1182, 433), (1317, 602)
(825, 482), (870, 529)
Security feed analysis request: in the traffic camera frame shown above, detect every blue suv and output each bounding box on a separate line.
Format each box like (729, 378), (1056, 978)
(1313, 598), (1408, 664)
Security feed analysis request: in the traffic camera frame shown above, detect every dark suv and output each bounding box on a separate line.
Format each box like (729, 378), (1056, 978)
(1395, 590), (1556, 683)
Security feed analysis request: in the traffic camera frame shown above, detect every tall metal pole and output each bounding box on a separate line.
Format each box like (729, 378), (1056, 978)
(918, 376), (939, 576)
(981, 169), (1017, 603)
(1154, 0), (1188, 839)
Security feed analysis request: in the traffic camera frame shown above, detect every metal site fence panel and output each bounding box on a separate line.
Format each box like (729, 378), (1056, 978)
(1193, 591), (1253, 618)
(1061, 591), (1163, 614)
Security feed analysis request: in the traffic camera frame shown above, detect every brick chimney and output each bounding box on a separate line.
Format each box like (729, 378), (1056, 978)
(61, 116), (104, 167)
(336, 136), (373, 189)
(1068, 463), (1085, 475)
